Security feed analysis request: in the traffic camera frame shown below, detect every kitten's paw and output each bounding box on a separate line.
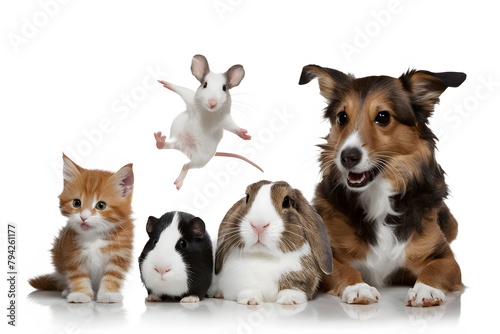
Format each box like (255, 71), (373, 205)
(276, 289), (307, 305)
(180, 295), (200, 303)
(67, 292), (92, 303)
(96, 292), (123, 303)
(237, 289), (264, 305)
(405, 282), (445, 307)
(342, 283), (380, 304)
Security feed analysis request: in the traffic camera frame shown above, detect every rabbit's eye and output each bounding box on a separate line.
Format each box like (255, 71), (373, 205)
(245, 193), (249, 204)
(282, 196), (290, 208)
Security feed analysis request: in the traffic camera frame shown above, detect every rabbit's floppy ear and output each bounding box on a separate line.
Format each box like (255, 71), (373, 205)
(293, 189), (333, 275)
(215, 197), (246, 275)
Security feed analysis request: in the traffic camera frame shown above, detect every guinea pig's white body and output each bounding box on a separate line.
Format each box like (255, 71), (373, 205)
(212, 181), (333, 305)
(213, 243), (312, 304)
(140, 214), (189, 299)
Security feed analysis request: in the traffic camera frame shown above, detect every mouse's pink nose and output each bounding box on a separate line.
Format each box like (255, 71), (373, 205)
(208, 98), (218, 109)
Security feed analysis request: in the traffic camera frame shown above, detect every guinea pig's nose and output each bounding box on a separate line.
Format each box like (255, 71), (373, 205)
(155, 266), (171, 275)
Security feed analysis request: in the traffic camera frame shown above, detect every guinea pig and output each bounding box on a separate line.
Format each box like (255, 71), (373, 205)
(138, 211), (213, 303)
(211, 180), (333, 305)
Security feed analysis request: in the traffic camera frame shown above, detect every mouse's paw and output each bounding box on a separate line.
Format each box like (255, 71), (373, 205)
(154, 131), (167, 149)
(158, 80), (172, 90)
(236, 128), (251, 140)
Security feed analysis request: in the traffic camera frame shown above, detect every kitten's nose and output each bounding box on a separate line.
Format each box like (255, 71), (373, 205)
(80, 216), (87, 222)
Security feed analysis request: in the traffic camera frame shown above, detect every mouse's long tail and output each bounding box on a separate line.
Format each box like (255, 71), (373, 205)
(214, 152), (264, 172)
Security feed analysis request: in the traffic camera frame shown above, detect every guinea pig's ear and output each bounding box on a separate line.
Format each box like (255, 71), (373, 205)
(146, 216), (158, 237)
(225, 64), (245, 89)
(187, 217), (206, 239)
(292, 188), (333, 275)
(299, 65), (351, 101)
(191, 54), (210, 83)
(215, 197), (247, 275)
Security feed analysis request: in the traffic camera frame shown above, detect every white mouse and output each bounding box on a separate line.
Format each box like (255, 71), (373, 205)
(155, 54), (263, 190)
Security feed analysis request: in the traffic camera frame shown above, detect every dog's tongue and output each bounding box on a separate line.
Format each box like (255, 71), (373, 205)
(348, 171), (368, 184)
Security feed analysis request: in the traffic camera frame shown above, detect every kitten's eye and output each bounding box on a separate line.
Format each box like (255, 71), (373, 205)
(337, 111), (348, 126)
(95, 201), (106, 210)
(72, 199), (81, 208)
(203, 82), (207, 89)
(375, 111), (391, 125)
(222, 84), (227, 92)
(282, 196), (290, 208)
(178, 239), (187, 248)
(245, 193), (249, 204)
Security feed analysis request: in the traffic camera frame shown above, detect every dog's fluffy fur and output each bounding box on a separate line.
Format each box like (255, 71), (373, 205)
(299, 66), (466, 307)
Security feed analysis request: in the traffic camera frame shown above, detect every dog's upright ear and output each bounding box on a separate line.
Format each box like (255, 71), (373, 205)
(299, 65), (351, 101)
(399, 70), (466, 114)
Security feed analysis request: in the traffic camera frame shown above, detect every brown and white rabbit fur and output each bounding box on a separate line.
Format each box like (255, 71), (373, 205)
(210, 180), (333, 305)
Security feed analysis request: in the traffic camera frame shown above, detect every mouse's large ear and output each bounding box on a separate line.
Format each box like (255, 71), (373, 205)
(225, 64), (245, 89)
(191, 54), (210, 83)
(299, 65), (351, 101)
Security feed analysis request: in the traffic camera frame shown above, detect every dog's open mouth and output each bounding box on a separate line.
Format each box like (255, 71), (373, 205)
(347, 169), (378, 188)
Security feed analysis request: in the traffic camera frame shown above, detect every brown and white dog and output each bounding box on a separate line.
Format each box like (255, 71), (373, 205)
(299, 66), (465, 307)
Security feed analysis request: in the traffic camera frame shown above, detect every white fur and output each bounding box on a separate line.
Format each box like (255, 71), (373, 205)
(215, 243), (311, 304)
(338, 131), (407, 289)
(405, 282), (445, 307)
(342, 283), (380, 304)
(140, 213), (189, 298)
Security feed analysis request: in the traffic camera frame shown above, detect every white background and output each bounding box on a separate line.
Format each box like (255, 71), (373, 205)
(1, 0), (499, 333)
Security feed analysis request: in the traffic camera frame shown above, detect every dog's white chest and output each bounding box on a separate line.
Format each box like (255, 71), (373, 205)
(353, 219), (407, 287)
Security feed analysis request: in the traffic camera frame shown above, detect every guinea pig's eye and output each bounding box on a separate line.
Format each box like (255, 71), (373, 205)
(72, 199), (81, 208)
(153, 239), (158, 245)
(203, 82), (207, 89)
(178, 239), (187, 248)
(95, 201), (106, 210)
(282, 196), (290, 208)
(337, 111), (348, 126)
(245, 193), (249, 204)
(222, 84), (227, 92)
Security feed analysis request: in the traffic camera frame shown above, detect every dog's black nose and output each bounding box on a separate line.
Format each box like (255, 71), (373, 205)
(341, 147), (362, 169)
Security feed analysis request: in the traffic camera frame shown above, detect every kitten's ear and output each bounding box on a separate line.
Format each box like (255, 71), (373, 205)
(62, 153), (82, 181)
(114, 164), (134, 197)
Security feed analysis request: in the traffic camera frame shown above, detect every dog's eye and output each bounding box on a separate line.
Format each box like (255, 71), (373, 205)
(375, 111), (391, 125)
(337, 111), (348, 125)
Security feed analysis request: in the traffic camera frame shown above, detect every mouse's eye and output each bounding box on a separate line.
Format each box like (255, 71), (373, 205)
(203, 82), (207, 89)
(222, 84), (227, 92)
(178, 239), (187, 248)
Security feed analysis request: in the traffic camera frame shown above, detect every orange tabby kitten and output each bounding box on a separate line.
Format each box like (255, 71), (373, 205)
(29, 154), (134, 303)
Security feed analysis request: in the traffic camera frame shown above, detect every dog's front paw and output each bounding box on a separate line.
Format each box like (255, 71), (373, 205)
(342, 283), (380, 304)
(405, 282), (445, 307)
